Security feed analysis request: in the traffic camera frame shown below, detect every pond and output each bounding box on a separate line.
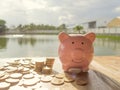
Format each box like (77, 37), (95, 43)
(0, 34), (120, 58)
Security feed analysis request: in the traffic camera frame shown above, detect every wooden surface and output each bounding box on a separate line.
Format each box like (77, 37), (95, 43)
(0, 56), (120, 90)
(91, 56), (120, 83)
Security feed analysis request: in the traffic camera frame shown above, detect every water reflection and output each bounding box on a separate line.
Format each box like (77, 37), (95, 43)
(18, 38), (37, 46)
(95, 38), (120, 50)
(10, 35), (56, 46)
(0, 35), (120, 58)
(94, 38), (120, 56)
(0, 35), (59, 58)
(0, 37), (9, 49)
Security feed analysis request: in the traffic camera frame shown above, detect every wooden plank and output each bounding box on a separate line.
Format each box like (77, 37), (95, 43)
(90, 56), (120, 84)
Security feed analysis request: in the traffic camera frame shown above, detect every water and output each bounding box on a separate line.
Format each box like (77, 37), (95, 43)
(94, 38), (120, 56)
(0, 35), (120, 58)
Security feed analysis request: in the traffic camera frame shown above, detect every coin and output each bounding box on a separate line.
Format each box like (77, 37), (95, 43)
(5, 78), (19, 84)
(35, 61), (44, 72)
(64, 76), (74, 82)
(0, 73), (9, 81)
(0, 66), (4, 70)
(23, 74), (34, 79)
(76, 78), (88, 85)
(0, 82), (10, 89)
(55, 73), (65, 79)
(46, 58), (55, 68)
(6, 67), (17, 73)
(42, 66), (52, 74)
(10, 73), (22, 79)
(41, 76), (53, 82)
(0, 71), (5, 78)
(51, 77), (64, 85)
(23, 78), (39, 86)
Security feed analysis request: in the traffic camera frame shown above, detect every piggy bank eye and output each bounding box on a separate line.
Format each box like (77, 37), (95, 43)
(72, 42), (74, 44)
(81, 42), (84, 45)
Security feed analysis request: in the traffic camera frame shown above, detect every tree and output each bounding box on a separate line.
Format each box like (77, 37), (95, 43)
(16, 24), (23, 31)
(73, 25), (83, 33)
(0, 19), (6, 33)
(57, 24), (66, 30)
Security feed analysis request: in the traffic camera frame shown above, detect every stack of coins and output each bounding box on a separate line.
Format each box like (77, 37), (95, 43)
(35, 61), (44, 72)
(46, 58), (55, 68)
(42, 66), (52, 74)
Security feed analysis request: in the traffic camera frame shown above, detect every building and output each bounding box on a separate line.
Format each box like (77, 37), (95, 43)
(81, 19), (109, 29)
(81, 17), (120, 34)
(107, 17), (120, 28)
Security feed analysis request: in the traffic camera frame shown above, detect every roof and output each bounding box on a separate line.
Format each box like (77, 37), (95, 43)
(107, 17), (120, 28)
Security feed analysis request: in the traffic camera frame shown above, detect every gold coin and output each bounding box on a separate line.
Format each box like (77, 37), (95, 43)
(10, 73), (22, 79)
(64, 76), (74, 82)
(23, 78), (40, 86)
(41, 76), (53, 82)
(23, 74), (34, 79)
(51, 77), (64, 85)
(0, 71), (5, 78)
(76, 78), (88, 85)
(0, 82), (10, 89)
(0, 73), (9, 81)
(55, 73), (65, 79)
(5, 78), (19, 84)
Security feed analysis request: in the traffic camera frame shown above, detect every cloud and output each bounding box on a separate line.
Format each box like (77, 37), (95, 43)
(115, 7), (120, 12)
(0, 0), (120, 27)
(22, 0), (47, 10)
(59, 14), (76, 24)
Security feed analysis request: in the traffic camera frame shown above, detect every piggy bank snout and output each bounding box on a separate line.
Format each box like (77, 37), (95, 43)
(71, 49), (84, 59)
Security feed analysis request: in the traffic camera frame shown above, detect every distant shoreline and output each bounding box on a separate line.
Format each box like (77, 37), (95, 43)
(1, 31), (120, 37)
(1, 32), (59, 35)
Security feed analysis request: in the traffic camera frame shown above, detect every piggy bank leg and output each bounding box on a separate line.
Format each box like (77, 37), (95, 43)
(82, 66), (89, 72)
(62, 65), (69, 72)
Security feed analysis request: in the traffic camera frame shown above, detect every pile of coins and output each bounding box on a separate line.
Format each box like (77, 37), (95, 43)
(35, 61), (44, 72)
(35, 58), (55, 74)
(0, 58), (88, 90)
(45, 58), (55, 68)
(0, 58), (37, 88)
(42, 66), (52, 74)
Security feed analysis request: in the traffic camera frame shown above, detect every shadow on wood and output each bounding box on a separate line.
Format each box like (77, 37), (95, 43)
(70, 70), (120, 90)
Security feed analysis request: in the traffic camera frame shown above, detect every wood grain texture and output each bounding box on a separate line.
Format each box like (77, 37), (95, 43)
(91, 56), (120, 83)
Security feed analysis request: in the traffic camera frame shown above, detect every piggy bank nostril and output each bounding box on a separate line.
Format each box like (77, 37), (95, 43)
(81, 42), (84, 45)
(72, 42), (74, 44)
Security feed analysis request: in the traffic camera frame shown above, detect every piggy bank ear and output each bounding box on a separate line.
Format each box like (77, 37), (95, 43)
(58, 32), (70, 42)
(85, 32), (96, 42)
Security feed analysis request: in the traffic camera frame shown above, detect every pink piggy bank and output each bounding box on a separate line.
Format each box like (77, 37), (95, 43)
(58, 32), (96, 73)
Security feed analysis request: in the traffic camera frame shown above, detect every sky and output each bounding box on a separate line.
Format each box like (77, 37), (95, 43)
(0, 0), (120, 27)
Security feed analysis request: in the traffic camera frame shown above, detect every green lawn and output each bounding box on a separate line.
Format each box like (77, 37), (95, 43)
(96, 34), (120, 41)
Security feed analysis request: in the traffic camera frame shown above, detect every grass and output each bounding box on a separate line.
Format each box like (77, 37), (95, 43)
(96, 34), (120, 41)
